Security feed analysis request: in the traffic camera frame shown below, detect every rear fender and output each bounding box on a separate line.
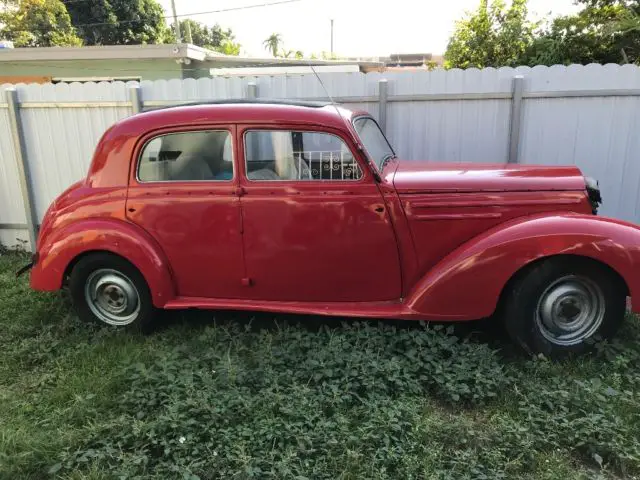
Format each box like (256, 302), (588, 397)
(406, 214), (640, 319)
(31, 218), (175, 307)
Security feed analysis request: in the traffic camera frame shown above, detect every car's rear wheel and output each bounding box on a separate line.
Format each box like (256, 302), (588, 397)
(69, 253), (156, 330)
(503, 257), (626, 357)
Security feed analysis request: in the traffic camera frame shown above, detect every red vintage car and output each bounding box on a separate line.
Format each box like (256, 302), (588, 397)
(26, 100), (640, 356)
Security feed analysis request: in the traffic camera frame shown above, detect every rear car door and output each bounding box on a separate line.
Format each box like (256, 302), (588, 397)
(237, 124), (402, 302)
(126, 125), (247, 299)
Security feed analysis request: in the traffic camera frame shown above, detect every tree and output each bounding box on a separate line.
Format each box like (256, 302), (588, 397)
(521, 0), (640, 65)
(263, 33), (282, 57)
(281, 49), (304, 58)
(64, 0), (170, 45)
(444, 0), (538, 68)
(0, 0), (82, 47)
(578, 0), (637, 7)
(169, 19), (242, 55)
(218, 39), (241, 56)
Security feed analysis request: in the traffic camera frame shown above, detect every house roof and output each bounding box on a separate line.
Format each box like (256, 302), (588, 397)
(0, 43), (384, 71)
(0, 43), (211, 62)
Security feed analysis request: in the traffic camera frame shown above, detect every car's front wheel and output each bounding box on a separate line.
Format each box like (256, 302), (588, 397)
(503, 257), (626, 357)
(69, 253), (156, 330)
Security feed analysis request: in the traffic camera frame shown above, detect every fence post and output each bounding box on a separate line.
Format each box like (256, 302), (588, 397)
(378, 79), (388, 134)
(128, 84), (143, 114)
(246, 82), (259, 161)
(247, 82), (258, 99)
(5, 88), (38, 251)
(508, 75), (524, 164)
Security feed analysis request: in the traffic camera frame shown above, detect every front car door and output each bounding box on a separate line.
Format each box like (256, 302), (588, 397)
(237, 124), (401, 302)
(126, 125), (247, 299)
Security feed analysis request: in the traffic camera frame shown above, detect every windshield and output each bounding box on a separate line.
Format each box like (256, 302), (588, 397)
(353, 117), (395, 170)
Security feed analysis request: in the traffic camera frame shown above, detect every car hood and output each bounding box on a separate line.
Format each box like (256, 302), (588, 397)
(392, 160), (586, 193)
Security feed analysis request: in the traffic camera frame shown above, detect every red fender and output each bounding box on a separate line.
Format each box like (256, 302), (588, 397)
(406, 214), (640, 320)
(30, 218), (176, 308)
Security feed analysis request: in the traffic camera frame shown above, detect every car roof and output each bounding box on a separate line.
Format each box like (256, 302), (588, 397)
(146, 98), (333, 111)
(116, 100), (360, 135)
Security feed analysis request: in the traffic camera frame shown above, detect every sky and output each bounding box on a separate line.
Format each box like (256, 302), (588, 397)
(158, 0), (580, 58)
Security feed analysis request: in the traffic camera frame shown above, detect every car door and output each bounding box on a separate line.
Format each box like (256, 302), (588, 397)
(126, 125), (247, 299)
(237, 124), (401, 302)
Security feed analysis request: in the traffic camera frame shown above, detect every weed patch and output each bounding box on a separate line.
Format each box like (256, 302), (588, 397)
(0, 252), (639, 479)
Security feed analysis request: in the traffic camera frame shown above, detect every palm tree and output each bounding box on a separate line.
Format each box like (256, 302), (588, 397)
(263, 33), (282, 57)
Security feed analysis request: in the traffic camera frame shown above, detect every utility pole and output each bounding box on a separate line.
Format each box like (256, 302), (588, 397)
(184, 21), (193, 44)
(330, 19), (334, 55)
(171, 0), (181, 43)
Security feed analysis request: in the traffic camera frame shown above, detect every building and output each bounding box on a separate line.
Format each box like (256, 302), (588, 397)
(0, 43), (384, 84)
(385, 53), (444, 68)
(339, 53), (445, 70)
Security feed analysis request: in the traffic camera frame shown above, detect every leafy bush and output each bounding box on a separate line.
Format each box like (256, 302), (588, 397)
(53, 322), (515, 478)
(45, 321), (640, 479)
(1, 252), (639, 479)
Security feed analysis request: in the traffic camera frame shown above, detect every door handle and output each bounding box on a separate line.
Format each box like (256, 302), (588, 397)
(374, 206), (385, 213)
(233, 186), (246, 197)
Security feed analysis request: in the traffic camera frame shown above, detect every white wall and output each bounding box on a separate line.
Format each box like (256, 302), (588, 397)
(1, 63), (640, 249)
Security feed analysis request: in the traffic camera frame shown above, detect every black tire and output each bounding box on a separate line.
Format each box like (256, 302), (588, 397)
(503, 257), (626, 358)
(69, 252), (156, 331)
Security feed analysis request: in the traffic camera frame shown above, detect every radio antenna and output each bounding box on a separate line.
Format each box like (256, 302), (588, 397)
(307, 63), (381, 181)
(308, 63), (337, 106)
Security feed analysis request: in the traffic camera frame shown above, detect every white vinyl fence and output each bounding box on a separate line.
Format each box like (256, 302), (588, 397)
(1, 63), (640, 250)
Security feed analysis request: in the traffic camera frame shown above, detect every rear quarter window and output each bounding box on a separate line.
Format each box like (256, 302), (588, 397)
(137, 130), (233, 182)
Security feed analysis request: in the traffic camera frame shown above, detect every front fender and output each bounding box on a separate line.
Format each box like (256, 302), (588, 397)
(406, 214), (640, 320)
(31, 218), (176, 308)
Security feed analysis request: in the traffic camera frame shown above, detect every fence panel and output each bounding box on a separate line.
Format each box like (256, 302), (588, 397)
(518, 64), (640, 221)
(0, 90), (28, 248)
(2, 64), (640, 249)
(383, 68), (512, 162)
(16, 81), (134, 218)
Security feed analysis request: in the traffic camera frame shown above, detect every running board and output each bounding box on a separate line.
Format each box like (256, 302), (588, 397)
(163, 297), (417, 320)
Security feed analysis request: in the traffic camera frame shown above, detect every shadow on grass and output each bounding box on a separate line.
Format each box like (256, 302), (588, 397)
(149, 306), (522, 357)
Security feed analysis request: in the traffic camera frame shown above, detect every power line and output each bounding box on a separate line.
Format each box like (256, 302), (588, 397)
(69, 0), (306, 29)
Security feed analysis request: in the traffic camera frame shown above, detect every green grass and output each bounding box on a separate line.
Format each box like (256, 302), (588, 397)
(1, 250), (639, 479)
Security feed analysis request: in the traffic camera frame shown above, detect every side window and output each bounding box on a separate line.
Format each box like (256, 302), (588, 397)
(244, 130), (362, 181)
(138, 130), (233, 182)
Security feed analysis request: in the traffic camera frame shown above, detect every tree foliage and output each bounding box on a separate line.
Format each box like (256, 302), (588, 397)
(444, 0), (537, 68)
(445, 0), (640, 68)
(170, 19), (241, 55)
(64, 0), (170, 45)
(526, 0), (640, 65)
(522, 5), (632, 65)
(282, 49), (304, 59)
(217, 39), (241, 56)
(0, 0), (82, 47)
(262, 33), (306, 58)
(263, 33), (283, 57)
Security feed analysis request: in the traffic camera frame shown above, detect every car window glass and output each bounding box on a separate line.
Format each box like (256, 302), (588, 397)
(138, 130), (233, 182)
(245, 130), (362, 181)
(353, 117), (394, 170)
(223, 134), (232, 163)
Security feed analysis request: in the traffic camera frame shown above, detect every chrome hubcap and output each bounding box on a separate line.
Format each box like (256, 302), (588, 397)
(535, 275), (605, 346)
(84, 269), (140, 326)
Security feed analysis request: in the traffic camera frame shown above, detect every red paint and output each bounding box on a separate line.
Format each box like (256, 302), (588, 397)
(30, 102), (640, 319)
(235, 123), (401, 302)
(406, 213), (640, 319)
(124, 125), (246, 299)
(393, 161), (587, 193)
